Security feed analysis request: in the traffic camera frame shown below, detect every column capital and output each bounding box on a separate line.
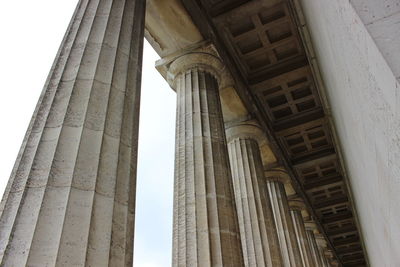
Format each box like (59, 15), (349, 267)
(288, 198), (307, 212)
(225, 119), (267, 144)
(330, 259), (340, 267)
(314, 234), (328, 248)
(324, 249), (334, 259)
(304, 220), (318, 231)
(264, 167), (291, 184)
(165, 43), (234, 89)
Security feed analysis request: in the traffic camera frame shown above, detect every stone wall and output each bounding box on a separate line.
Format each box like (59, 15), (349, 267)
(350, 0), (400, 82)
(299, 0), (400, 265)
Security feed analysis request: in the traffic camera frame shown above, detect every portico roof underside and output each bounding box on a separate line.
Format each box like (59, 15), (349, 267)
(146, 0), (368, 266)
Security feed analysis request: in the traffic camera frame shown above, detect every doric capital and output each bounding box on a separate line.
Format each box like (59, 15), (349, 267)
(329, 259), (340, 267)
(288, 198), (307, 211)
(264, 167), (291, 184)
(324, 249), (334, 259)
(225, 119), (267, 145)
(314, 233), (328, 247)
(304, 220), (318, 231)
(166, 44), (233, 89)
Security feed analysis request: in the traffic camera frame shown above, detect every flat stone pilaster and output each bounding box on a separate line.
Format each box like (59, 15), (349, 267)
(0, 0), (145, 266)
(289, 199), (315, 267)
(226, 122), (283, 267)
(168, 50), (244, 267)
(265, 169), (302, 267)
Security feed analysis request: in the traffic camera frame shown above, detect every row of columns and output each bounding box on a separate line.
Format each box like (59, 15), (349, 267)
(167, 47), (337, 266)
(166, 46), (336, 266)
(0, 0), (336, 266)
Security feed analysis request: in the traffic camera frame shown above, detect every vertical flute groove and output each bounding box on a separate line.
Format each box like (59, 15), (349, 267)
(0, 0), (145, 266)
(0, 0), (92, 262)
(228, 137), (283, 267)
(1, 1), (103, 265)
(306, 229), (323, 266)
(84, 0), (128, 264)
(290, 209), (315, 267)
(267, 180), (302, 267)
(172, 67), (243, 267)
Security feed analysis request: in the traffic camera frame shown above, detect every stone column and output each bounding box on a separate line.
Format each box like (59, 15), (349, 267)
(315, 234), (330, 267)
(324, 250), (337, 267)
(0, 0), (145, 266)
(305, 222), (324, 266)
(328, 256), (339, 267)
(265, 169), (302, 267)
(167, 49), (244, 267)
(226, 121), (283, 267)
(288, 199), (315, 267)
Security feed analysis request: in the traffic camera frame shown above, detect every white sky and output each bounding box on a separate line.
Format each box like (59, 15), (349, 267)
(0, 1), (175, 266)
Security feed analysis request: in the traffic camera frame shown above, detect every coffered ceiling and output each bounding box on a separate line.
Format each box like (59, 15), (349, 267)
(180, 0), (368, 265)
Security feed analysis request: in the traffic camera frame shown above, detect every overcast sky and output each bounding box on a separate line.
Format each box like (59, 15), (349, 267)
(0, 1), (175, 266)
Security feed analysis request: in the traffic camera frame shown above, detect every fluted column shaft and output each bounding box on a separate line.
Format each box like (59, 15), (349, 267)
(265, 170), (302, 267)
(227, 126), (282, 267)
(321, 252), (330, 267)
(0, 0), (145, 266)
(317, 247), (329, 267)
(306, 229), (324, 266)
(289, 207), (315, 267)
(170, 52), (244, 267)
(315, 234), (330, 267)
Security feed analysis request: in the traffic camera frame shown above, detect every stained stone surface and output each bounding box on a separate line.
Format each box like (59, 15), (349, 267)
(289, 201), (315, 267)
(305, 228), (323, 267)
(227, 123), (283, 267)
(0, 0), (145, 266)
(169, 52), (244, 267)
(315, 234), (330, 267)
(265, 170), (302, 267)
(300, 0), (400, 264)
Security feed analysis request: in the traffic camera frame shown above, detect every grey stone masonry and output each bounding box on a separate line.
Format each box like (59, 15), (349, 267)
(265, 169), (302, 267)
(0, 0), (145, 266)
(288, 200), (315, 267)
(226, 122), (283, 267)
(168, 51), (244, 267)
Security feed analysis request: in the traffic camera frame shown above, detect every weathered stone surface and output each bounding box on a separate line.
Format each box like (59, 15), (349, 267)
(288, 199), (315, 267)
(305, 223), (323, 267)
(315, 234), (330, 267)
(350, 0), (400, 81)
(0, 0), (145, 265)
(226, 122), (283, 267)
(265, 169), (302, 267)
(168, 50), (244, 267)
(299, 0), (400, 265)
(145, 0), (203, 57)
